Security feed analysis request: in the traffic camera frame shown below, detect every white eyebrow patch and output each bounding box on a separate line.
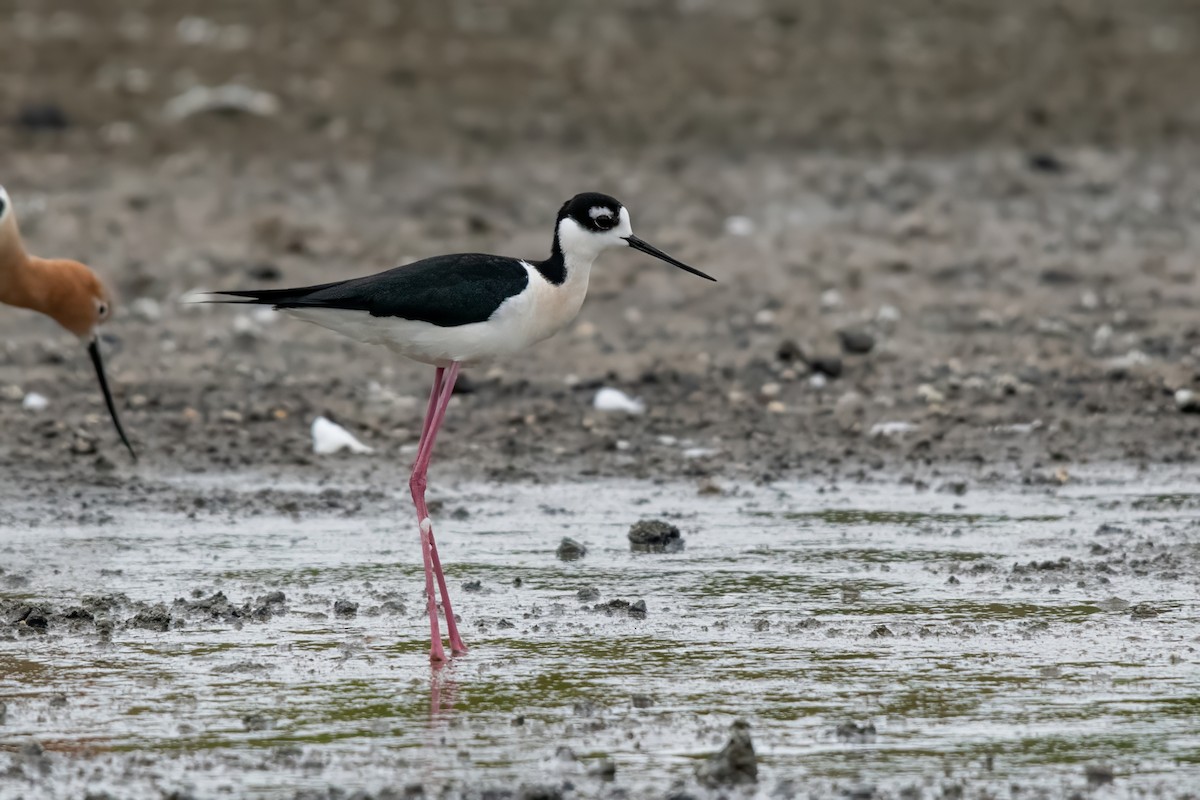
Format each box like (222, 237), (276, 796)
(589, 206), (613, 220)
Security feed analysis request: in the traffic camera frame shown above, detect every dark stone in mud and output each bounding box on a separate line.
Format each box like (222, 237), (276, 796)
(588, 757), (617, 780)
(869, 625), (894, 638)
(497, 618), (515, 629)
(696, 719), (758, 786)
(128, 604), (171, 632)
(556, 537), (587, 561)
(0, 700), (6, 724)
(1085, 763), (1115, 786)
(808, 355), (844, 378)
(628, 519), (684, 553)
(242, 713), (275, 731)
(776, 339), (804, 363)
(576, 586), (600, 602)
(631, 694), (654, 708)
(517, 785), (562, 800)
(11, 605), (50, 631)
(590, 598), (647, 619)
(16, 103), (70, 130)
(836, 721), (877, 743)
(174, 592), (249, 624)
(838, 327), (876, 355)
(463, 580), (484, 592)
(334, 599), (359, 617)
(1129, 603), (1161, 619)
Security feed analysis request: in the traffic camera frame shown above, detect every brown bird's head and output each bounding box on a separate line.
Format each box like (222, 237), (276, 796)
(0, 185), (136, 459)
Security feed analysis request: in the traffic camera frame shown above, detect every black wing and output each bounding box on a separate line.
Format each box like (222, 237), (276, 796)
(215, 253), (531, 327)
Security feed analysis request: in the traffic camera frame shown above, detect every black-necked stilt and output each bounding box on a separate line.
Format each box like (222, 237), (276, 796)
(205, 192), (715, 661)
(0, 185), (136, 459)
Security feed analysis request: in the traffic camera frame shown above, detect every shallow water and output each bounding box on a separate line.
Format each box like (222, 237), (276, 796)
(2, 471), (1199, 798)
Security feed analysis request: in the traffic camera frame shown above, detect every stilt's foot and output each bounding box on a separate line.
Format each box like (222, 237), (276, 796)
(430, 639), (448, 662)
(450, 639), (469, 656)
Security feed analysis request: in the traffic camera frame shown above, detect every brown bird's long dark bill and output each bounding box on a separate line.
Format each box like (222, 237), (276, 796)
(87, 337), (136, 460)
(623, 235), (717, 282)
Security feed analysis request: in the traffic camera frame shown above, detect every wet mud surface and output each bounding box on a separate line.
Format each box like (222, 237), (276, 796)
(2, 1), (1200, 797)
(2, 472), (1199, 798)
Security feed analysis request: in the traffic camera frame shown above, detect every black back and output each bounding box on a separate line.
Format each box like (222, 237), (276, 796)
(219, 253), (530, 328)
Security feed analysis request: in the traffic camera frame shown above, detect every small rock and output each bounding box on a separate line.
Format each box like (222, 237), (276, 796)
(312, 416), (373, 455)
(333, 599), (358, 617)
(127, 604), (171, 632)
(917, 384), (945, 405)
(696, 719), (758, 786)
(21, 392), (48, 411)
(242, 713), (275, 732)
(631, 694), (654, 708)
(808, 356), (843, 378)
(593, 387), (645, 415)
(629, 599), (647, 619)
(869, 625), (894, 638)
(588, 758), (617, 780)
(724, 216), (755, 237)
(776, 339), (804, 363)
(576, 586), (600, 602)
(820, 289), (842, 310)
(16, 103), (69, 130)
(837, 327), (876, 355)
(628, 519), (684, 553)
(556, 537), (587, 562)
(1084, 763), (1114, 786)
(836, 721), (877, 743)
(163, 84), (280, 121)
(1175, 389), (1200, 413)
(1129, 603), (1160, 620)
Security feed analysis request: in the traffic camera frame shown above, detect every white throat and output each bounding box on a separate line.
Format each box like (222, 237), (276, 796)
(554, 207), (633, 279)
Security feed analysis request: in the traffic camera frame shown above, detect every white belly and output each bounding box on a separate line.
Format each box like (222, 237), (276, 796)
(283, 261), (591, 366)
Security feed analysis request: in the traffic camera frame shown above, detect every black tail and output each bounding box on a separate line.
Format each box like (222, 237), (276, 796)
(201, 280), (349, 306)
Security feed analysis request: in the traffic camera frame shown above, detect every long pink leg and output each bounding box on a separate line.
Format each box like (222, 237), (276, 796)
(410, 363), (467, 660)
(413, 368), (446, 661)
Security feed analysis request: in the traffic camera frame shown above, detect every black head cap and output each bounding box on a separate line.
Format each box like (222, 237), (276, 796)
(558, 192), (624, 233)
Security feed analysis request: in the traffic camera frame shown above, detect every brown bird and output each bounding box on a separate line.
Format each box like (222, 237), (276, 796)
(0, 185), (135, 458)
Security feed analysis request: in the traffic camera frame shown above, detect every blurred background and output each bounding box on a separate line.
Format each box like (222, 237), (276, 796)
(1, 0), (1198, 474)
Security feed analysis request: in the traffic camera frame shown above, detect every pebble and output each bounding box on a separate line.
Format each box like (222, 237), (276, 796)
(869, 420), (916, 438)
(1174, 389), (1200, 413)
(628, 519), (684, 553)
(820, 289), (843, 310)
(695, 719), (758, 786)
(760, 382), (782, 399)
(556, 537), (587, 562)
(808, 356), (843, 378)
(130, 297), (162, 322)
(311, 416), (373, 455)
(163, 84), (280, 121)
(837, 326), (876, 354)
(724, 215), (755, 237)
(593, 387), (645, 414)
(766, 400), (787, 413)
(753, 309), (776, 327)
(333, 599), (358, 617)
(917, 384), (946, 405)
(21, 392), (48, 411)
(776, 340), (804, 363)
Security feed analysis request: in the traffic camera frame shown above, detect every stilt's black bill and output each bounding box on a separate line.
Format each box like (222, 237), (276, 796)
(624, 235), (717, 282)
(87, 338), (137, 461)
